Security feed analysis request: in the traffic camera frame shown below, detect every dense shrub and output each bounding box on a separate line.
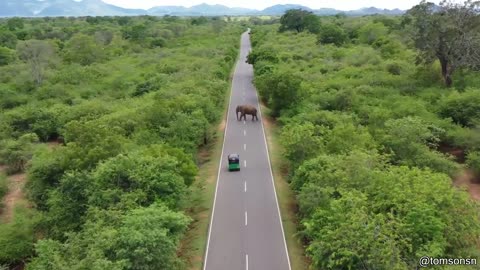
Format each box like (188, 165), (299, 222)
(440, 89), (480, 127)
(0, 207), (40, 265)
(317, 23), (347, 46)
(0, 46), (15, 66)
(0, 16), (242, 268)
(0, 133), (39, 174)
(249, 19), (480, 270)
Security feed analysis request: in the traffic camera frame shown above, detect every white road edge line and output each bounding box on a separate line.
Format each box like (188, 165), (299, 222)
(246, 254), (249, 270)
(245, 211), (248, 226)
(254, 74), (293, 269)
(203, 33), (242, 270)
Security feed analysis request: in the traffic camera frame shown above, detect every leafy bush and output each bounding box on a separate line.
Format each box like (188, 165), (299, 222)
(440, 89), (480, 127)
(63, 33), (105, 65)
(0, 46), (15, 66)
(317, 23), (347, 46)
(255, 71), (301, 117)
(357, 22), (389, 45)
(386, 61), (403, 75)
(0, 207), (40, 265)
(28, 203), (191, 270)
(296, 153), (479, 269)
(246, 47), (279, 65)
(0, 133), (39, 174)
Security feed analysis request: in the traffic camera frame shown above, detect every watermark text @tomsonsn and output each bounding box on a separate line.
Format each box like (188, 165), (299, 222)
(419, 256), (477, 267)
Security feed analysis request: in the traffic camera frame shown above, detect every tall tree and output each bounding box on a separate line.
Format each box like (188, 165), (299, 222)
(279, 9), (320, 34)
(407, 0), (480, 87)
(16, 40), (55, 86)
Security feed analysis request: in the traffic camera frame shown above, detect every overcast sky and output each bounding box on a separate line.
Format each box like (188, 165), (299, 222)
(101, 0), (447, 11)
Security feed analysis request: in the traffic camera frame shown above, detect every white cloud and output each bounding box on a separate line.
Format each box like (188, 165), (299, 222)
(101, 0), (449, 10)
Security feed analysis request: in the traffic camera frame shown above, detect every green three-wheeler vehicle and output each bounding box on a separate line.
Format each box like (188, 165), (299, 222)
(228, 153), (240, 171)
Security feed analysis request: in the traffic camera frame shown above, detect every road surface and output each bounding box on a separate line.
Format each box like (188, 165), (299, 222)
(203, 30), (291, 270)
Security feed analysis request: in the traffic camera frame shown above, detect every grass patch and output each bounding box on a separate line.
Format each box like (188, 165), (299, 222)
(260, 103), (310, 270)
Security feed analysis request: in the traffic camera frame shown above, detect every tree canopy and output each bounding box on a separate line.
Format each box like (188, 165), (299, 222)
(406, 0), (480, 87)
(279, 9), (321, 34)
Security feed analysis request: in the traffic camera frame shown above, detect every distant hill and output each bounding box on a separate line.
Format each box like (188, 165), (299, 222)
(344, 7), (404, 16)
(0, 0), (146, 17)
(0, 0), (407, 17)
(148, 3), (257, 16)
(260, 4), (313, 15)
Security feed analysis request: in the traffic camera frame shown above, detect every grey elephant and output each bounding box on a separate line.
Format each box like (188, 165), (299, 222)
(236, 104), (258, 121)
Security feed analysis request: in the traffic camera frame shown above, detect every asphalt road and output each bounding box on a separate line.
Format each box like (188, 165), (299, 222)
(203, 30), (291, 270)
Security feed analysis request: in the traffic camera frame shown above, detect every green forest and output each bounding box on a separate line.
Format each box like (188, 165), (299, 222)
(1, 1), (480, 270)
(248, 2), (480, 269)
(0, 15), (242, 269)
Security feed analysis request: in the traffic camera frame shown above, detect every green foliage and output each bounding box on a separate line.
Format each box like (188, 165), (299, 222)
(357, 22), (388, 45)
(381, 116), (458, 176)
(297, 154), (479, 269)
(28, 203), (191, 270)
(115, 203), (191, 269)
(4, 105), (58, 141)
(0, 16), (242, 268)
(0, 207), (41, 265)
(246, 47), (278, 65)
(0, 133), (39, 174)
(64, 33), (105, 65)
(317, 23), (347, 46)
(466, 151), (480, 176)
(16, 39), (56, 85)
(406, 1), (480, 87)
(439, 89), (480, 127)
(255, 71), (301, 117)
(44, 171), (91, 239)
(280, 122), (323, 169)
(0, 30), (17, 49)
(122, 24), (148, 42)
(89, 147), (190, 210)
(250, 19), (480, 270)
(372, 36), (403, 58)
(0, 46), (15, 66)
(6, 18), (24, 31)
(279, 9), (320, 34)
